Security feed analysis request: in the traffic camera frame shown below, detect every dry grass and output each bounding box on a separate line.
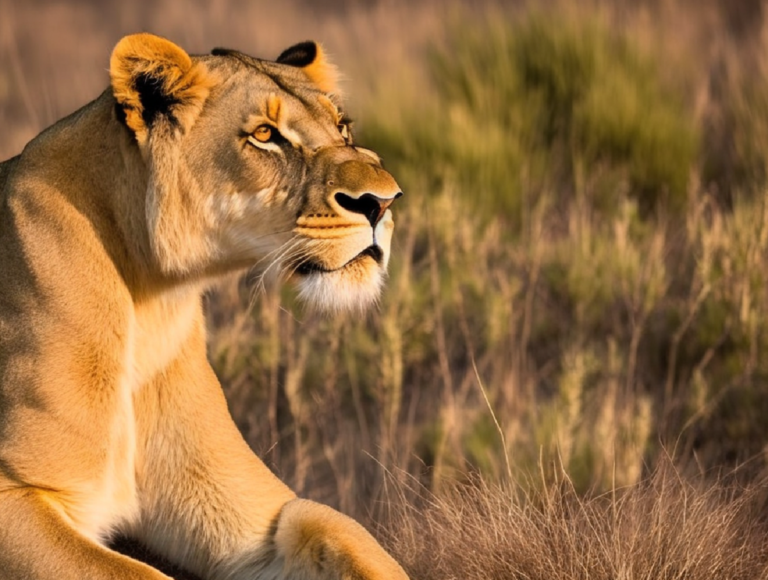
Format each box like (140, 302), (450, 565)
(381, 461), (768, 580)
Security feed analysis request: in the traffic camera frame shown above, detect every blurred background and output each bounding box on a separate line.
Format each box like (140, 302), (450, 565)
(4, 0), (768, 523)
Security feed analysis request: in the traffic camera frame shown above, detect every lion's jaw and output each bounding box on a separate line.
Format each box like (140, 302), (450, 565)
(197, 179), (397, 313)
(292, 208), (395, 313)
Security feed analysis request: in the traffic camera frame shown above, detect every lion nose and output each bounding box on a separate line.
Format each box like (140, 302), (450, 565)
(334, 191), (403, 227)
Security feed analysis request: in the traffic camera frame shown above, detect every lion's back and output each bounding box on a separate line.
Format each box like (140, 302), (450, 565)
(0, 155), (21, 207)
(0, 156), (20, 205)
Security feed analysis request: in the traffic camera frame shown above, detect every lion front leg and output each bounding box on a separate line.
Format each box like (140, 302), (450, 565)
(132, 316), (407, 580)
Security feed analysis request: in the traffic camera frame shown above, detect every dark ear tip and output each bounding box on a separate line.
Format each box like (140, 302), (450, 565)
(276, 41), (318, 67)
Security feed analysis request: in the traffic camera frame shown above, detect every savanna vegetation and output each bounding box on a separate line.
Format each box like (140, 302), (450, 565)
(4, 0), (768, 577)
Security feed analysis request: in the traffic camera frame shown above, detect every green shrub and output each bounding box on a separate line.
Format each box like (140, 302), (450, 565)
(362, 12), (698, 222)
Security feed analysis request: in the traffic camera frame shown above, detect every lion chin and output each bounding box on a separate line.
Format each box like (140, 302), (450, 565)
(295, 253), (387, 313)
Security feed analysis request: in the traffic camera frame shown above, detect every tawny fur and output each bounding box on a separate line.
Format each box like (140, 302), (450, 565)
(0, 33), (405, 580)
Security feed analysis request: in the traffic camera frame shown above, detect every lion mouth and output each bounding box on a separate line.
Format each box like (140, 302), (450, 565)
(294, 245), (384, 275)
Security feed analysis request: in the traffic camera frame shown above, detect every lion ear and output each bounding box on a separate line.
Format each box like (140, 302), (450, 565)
(110, 33), (212, 138)
(277, 41), (340, 94)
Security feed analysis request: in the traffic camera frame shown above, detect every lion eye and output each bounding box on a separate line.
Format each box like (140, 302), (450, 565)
(253, 124), (274, 143)
(338, 123), (350, 141)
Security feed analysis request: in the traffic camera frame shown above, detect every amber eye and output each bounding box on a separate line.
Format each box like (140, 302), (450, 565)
(338, 123), (350, 141)
(253, 124), (273, 143)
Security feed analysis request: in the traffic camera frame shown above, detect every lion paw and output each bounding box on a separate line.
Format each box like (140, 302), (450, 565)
(272, 499), (409, 580)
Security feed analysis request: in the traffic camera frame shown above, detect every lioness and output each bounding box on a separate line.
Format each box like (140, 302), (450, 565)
(0, 34), (406, 580)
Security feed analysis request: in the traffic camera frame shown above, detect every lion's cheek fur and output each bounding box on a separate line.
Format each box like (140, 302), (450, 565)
(145, 147), (217, 276)
(145, 146), (296, 277)
(202, 188), (295, 266)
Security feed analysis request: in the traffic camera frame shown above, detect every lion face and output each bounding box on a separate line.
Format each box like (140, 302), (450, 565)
(110, 36), (401, 311)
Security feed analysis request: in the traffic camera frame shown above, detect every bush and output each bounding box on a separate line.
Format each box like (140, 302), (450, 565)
(363, 12), (698, 223)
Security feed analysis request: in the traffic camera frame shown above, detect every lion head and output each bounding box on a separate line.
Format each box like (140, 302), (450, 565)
(110, 34), (402, 311)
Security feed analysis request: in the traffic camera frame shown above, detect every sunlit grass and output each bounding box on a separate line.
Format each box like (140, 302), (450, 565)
(380, 459), (768, 580)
